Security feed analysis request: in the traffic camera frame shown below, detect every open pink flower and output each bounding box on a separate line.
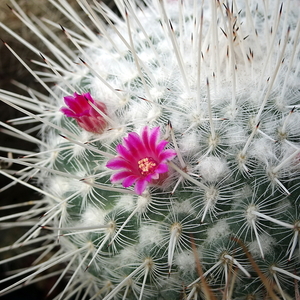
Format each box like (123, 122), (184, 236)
(61, 92), (107, 134)
(106, 126), (177, 195)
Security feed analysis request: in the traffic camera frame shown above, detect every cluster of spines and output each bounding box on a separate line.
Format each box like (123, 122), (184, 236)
(0, 0), (300, 299)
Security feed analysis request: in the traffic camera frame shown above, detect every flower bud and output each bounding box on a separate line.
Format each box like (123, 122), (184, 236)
(61, 92), (107, 134)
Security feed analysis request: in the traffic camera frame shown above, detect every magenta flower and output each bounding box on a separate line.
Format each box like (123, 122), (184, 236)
(61, 92), (107, 134)
(106, 126), (177, 195)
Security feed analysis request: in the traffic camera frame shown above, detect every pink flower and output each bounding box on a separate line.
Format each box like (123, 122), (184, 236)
(106, 126), (177, 195)
(61, 92), (107, 134)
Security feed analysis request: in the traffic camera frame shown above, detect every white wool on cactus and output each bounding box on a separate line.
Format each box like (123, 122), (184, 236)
(0, 0), (300, 299)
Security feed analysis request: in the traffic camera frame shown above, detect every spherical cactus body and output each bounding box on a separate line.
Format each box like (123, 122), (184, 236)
(0, 0), (300, 299)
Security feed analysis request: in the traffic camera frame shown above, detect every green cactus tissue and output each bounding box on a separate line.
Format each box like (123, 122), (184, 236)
(1, 0), (300, 299)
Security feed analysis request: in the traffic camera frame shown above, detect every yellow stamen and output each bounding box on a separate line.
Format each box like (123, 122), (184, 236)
(138, 157), (157, 176)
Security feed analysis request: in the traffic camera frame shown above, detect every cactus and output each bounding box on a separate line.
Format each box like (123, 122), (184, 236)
(0, 0), (300, 299)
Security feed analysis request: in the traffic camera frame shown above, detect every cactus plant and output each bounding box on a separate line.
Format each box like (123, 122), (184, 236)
(0, 0), (300, 299)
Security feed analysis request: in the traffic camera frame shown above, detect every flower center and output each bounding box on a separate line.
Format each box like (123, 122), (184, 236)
(138, 157), (157, 176)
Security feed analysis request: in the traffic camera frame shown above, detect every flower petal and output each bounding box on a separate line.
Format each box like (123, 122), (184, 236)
(106, 158), (132, 170)
(82, 92), (94, 103)
(149, 127), (160, 150)
(60, 107), (77, 118)
(122, 175), (137, 187)
(111, 171), (133, 183)
(124, 132), (144, 155)
(135, 179), (148, 195)
(158, 149), (177, 161)
(155, 163), (169, 174)
(141, 126), (150, 150)
(156, 140), (168, 153)
(116, 144), (137, 164)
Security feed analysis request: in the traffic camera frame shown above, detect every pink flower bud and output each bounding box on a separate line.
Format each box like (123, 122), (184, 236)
(61, 92), (107, 134)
